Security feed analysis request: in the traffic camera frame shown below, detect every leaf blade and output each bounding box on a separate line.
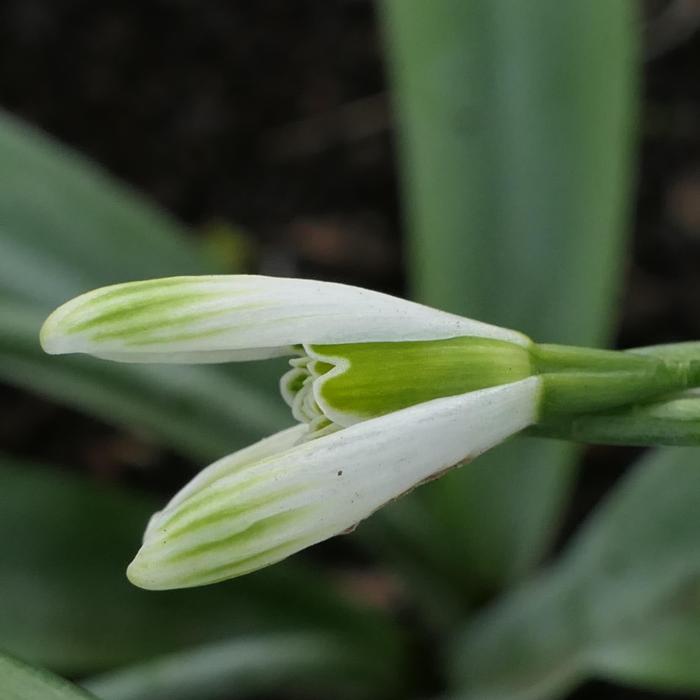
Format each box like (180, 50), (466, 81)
(381, 0), (637, 593)
(0, 109), (206, 306)
(448, 447), (700, 698)
(0, 651), (97, 700)
(84, 633), (388, 700)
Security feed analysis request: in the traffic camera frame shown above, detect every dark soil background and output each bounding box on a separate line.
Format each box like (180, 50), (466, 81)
(0, 1), (698, 699)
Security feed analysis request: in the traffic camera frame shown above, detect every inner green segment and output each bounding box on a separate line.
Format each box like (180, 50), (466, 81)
(311, 337), (533, 420)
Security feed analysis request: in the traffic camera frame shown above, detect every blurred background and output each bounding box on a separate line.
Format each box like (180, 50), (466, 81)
(0, 2), (699, 699)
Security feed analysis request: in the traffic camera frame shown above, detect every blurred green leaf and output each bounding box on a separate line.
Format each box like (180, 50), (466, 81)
(0, 110), (206, 306)
(354, 498), (471, 630)
(382, 0), (637, 597)
(0, 111), (286, 455)
(591, 606), (700, 693)
(0, 651), (96, 700)
(0, 456), (406, 690)
(448, 447), (700, 699)
(84, 633), (383, 700)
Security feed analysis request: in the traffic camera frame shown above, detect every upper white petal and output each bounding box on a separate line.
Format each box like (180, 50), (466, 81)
(128, 376), (542, 589)
(41, 275), (529, 362)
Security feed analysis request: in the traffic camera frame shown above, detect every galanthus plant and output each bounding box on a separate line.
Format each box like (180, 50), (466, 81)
(40, 275), (700, 590)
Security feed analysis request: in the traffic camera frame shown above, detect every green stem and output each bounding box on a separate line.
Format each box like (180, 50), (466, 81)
(532, 343), (698, 420)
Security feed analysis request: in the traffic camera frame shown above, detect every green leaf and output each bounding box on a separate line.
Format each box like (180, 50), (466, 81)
(84, 633), (387, 700)
(0, 111), (286, 456)
(592, 607), (700, 694)
(0, 110), (206, 306)
(0, 456), (405, 687)
(448, 447), (700, 699)
(0, 651), (96, 700)
(381, 0), (637, 597)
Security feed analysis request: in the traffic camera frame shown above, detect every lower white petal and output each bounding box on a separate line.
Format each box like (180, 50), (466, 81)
(128, 376), (542, 590)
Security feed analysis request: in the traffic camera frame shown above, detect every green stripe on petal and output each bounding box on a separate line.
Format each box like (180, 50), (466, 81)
(146, 424), (308, 535)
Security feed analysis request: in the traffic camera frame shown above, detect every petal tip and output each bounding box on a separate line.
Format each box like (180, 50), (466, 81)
(126, 547), (168, 591)
(39, 311), (68, 355)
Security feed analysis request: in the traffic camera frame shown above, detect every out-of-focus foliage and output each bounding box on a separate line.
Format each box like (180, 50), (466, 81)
(1, 2), (699, 700)
(0, 457), (404, 684)
(0, 651), (97, 700)
(84, 634), (380, 700)
(0, 111), (201, 304)
(448, 447), (700, 700)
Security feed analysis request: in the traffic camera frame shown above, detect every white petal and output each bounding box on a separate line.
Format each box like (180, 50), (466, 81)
(91, 347), (293, 364)
(40, 275), (528, 362)
(127, 376), (541, 589)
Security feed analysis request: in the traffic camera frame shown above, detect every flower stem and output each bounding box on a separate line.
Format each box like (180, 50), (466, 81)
(532, 343), (696, 419)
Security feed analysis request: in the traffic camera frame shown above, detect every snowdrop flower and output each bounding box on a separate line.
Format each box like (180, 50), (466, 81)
(40, 276), (697, 589)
